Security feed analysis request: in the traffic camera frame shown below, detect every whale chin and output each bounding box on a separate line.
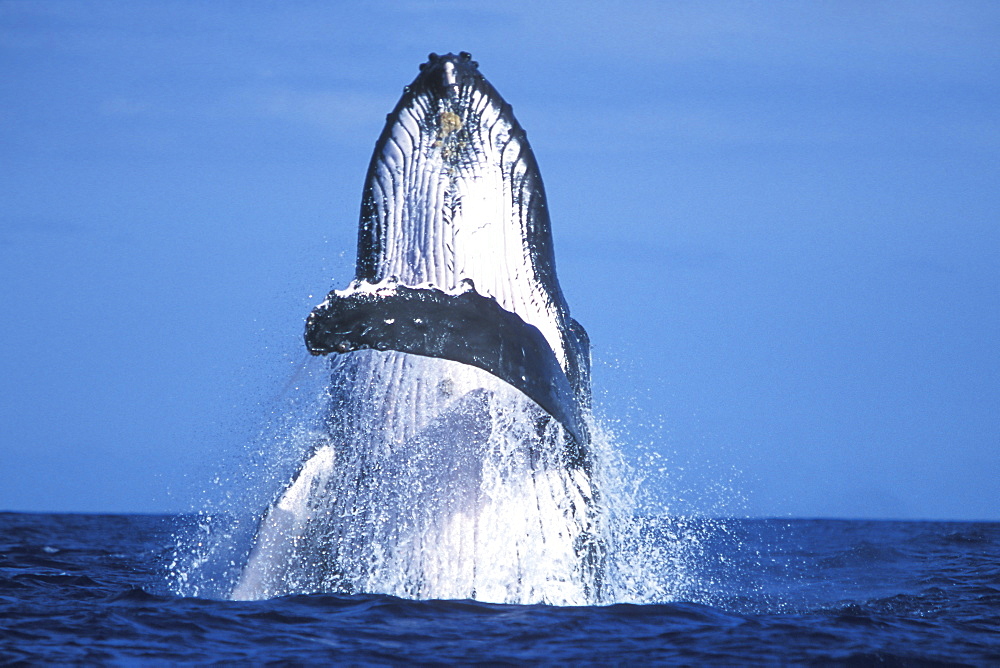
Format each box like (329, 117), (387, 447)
(234, 53), (603, 605)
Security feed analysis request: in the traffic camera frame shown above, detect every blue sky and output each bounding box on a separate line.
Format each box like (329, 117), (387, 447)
(1, 1), (997, 519)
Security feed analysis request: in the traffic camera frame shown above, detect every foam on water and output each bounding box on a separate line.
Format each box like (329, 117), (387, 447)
(168, 353), (721, 606)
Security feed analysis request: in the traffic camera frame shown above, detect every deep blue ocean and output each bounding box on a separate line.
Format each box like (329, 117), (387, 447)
(1, 512), (997, 665)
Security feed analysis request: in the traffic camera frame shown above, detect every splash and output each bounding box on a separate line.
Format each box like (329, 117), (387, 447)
(237, 349), (602, 605)
(169, 352), (735, 606)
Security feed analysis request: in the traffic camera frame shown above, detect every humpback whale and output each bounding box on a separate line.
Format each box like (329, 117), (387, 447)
(233, 53), (602, 605)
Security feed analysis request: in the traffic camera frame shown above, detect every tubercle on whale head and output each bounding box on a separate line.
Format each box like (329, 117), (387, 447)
(391, 52), (486, 117)
(407, 52), (492, 107)
(419, 51), (479, 74)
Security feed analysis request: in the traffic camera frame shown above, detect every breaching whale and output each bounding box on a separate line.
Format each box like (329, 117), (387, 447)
(233, 52), (602, 605)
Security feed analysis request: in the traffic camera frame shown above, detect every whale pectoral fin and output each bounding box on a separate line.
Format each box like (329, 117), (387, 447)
(305, 283), (587, 447)
(231, 442), (336, 600)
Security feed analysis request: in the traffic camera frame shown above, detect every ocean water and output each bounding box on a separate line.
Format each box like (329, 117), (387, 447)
(1, 512), (997, 665)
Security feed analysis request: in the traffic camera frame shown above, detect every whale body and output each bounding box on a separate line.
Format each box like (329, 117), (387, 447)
(233, 53), (602, 604)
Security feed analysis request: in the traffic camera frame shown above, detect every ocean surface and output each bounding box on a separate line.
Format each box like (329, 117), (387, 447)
(1, 512), (997, 665)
